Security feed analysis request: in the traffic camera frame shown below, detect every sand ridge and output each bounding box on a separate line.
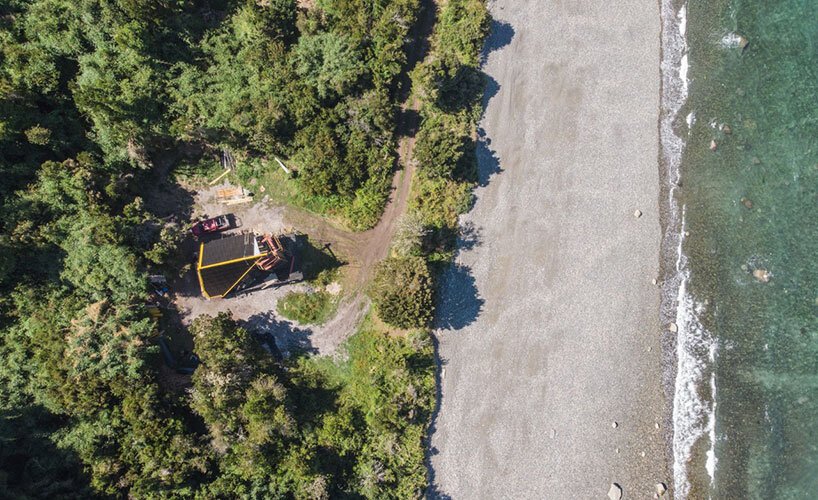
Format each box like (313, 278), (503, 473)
(429, 0), (670, 497)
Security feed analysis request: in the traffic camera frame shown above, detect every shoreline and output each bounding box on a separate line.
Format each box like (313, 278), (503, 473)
(429, 0), (670, 497)
(658, 0), (719, 497)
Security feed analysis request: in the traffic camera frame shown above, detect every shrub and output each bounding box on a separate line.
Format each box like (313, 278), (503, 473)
(369, 257), (434, 328)
(391, 211), (428, 257)
(409, 176), (473, 230)
(413, 109), (478, 181)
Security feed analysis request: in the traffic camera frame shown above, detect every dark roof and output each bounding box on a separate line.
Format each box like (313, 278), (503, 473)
(200, 234), (258, 268)
(197, 234), (266, 298)
(199, 259), (258, 298)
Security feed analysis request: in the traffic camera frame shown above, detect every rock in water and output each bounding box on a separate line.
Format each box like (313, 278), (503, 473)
(710, 139), (718, 151)
(738, 35), (750, 50)
(741, 197), (753, 209)
(753, 269), (771, 283)
(608, 483), (623, 500)
(721, 124), (732, 134)
(656, 482), (668, 496)
(668, 323), (678, 333)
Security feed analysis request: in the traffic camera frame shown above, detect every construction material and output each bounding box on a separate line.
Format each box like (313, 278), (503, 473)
(216, 187), (241, 199)
(274, 157), (291, 175)
(209, 168), (231, 185)
(222, 196), (253, 205)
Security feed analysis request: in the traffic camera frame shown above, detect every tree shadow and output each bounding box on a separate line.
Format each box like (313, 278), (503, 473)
(481, 20), (515, 64)
(300, 237), (346, 281)
(424, 336), (453, 500)
(0, 406), (94, 498)
(243, 311), (316, 357)
(435, 264), (484, 331)
(457, 221), (482, 252)
(476, 122), (503, 187)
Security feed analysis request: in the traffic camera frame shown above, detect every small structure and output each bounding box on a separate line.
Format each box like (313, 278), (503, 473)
(197, 232), (303, 299)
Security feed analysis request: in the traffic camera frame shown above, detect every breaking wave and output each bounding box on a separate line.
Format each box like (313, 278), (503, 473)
(659, 1), (718, 498)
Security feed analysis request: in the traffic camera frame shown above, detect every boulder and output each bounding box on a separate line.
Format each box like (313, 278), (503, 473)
(741, 197), (753, 209)
(753, 269), (771, 283)
(608, 483), (623, 500)
(738, 35), (750, 50)
(668, 323), (678, 333)
(634, 209), (643, 218)
(710, 139), (718, 151)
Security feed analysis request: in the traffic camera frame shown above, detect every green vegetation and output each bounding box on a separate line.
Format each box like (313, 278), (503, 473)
(410, 0), (489, 242)
(373, 0), (489, 328)
(278, 240), (343, 325)
(0, 0), (489, 495)
(193, 312), (436, 498)
(278, 288), (338, 325)
(370, 257), (435, 329)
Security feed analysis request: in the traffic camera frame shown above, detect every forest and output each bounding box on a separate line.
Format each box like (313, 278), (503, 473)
(0, 0), (487, 497)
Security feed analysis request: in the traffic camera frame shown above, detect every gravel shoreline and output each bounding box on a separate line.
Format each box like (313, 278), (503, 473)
(429, 0), (670, 497)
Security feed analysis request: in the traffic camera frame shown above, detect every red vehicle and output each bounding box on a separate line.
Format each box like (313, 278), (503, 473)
(191, 215), (230, 238)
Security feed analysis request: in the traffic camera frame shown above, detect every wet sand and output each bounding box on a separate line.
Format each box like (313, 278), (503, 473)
(429, 0), (669, 497)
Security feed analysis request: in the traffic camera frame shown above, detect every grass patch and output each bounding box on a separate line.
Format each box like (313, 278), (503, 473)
(277, 289), (338, 325)
(278, 257), (342, 326)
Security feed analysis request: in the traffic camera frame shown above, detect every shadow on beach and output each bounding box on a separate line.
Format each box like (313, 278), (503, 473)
(426, 16), (515, 500)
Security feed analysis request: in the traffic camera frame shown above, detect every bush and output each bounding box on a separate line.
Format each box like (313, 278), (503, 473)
(369, 257), (434, 328)
(410, 176), (473, 230)
(413, 112), (469, 179)
(391, 211), (428, 257)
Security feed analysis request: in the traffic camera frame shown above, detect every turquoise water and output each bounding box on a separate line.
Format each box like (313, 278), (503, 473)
(681, 0), (818, 497)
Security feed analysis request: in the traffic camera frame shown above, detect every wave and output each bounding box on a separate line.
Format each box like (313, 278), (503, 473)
(659, 1), (718, 498)
(670, 215), (716, 499)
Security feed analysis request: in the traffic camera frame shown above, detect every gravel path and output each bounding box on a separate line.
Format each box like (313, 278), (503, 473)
(429, 0), (670, 497)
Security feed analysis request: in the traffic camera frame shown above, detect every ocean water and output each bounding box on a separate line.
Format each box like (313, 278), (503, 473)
(664, 0), (818, 498)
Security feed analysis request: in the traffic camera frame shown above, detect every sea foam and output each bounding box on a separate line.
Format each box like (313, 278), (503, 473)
(659, 0), (718, 498)
(671, 212), (716, 499)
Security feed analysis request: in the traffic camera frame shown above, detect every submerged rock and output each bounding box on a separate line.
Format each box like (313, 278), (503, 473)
(741, 197), (753, 209)
(721, 124), (732, 134)
(753, 268), (771, 283)
(656, 482), (668, 496)
(710, 139), (718, 151)
(608, 483), (623, 500)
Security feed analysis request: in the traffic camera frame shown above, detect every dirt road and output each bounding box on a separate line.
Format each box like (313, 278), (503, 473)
(429, 0), (670, 498)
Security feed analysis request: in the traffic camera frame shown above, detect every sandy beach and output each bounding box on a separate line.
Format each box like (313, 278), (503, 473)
(429, 0), (669, 498)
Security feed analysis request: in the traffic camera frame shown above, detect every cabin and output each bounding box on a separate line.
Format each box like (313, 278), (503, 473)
(196, 232), (304, 299)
